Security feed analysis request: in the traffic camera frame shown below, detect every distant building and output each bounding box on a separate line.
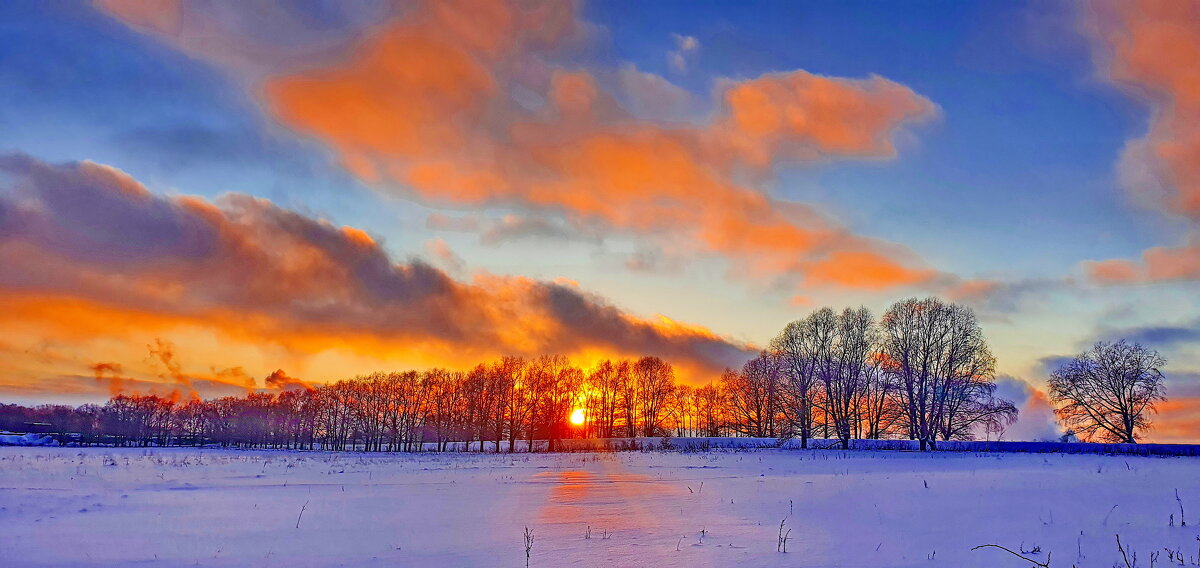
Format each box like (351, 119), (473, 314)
(23, 422), (55, 434)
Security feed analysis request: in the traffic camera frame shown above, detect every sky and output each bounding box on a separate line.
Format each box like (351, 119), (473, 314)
(0, 0), (1197, 442)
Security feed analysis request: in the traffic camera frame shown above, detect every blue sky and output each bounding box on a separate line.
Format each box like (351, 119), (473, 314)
(1, 0), (1164, 278)
(587, 0), (1163, 274)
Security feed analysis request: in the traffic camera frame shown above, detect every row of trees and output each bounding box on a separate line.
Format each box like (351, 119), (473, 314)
(721, 298), (1018, 450)
(2, 298), (1034, 451)
(1, 355), (705, 451)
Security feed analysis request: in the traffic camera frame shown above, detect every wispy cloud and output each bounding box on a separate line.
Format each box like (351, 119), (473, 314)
(1081, 0), (1200, 284)
(668, 33), (700, 72)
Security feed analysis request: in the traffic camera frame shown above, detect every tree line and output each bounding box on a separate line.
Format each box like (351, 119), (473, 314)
(2, 355), (689, 451)
(722, 297), (1018, 450)
(5, 297), (1169, 450)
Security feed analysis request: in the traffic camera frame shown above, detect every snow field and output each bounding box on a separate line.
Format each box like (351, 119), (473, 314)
(1, 447), (1198, 567)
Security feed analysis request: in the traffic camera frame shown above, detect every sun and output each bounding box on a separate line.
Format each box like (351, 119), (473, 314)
(569, 408), (585, 425)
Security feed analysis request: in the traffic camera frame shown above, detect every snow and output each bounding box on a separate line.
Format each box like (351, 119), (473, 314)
(1, 447), (1198, 567)
(0, 432), (55, 446)
(547, 436), (1200, 457)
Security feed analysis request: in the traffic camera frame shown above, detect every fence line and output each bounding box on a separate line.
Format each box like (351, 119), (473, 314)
(6, 431), (1198, 456)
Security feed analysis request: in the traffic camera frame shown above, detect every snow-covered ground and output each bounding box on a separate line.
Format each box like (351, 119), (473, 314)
(1, 447), (1198, 567)
(0, 432), (54, 446)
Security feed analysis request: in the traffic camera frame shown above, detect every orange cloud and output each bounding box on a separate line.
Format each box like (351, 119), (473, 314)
(802, 251), (935, 290)
(789, 295), (813, 307)
(264, 369), (313, 392)
(1083, 0), (1200, 283)
(189, 0), (940, 292)
(0, 154), (752, 397)
(424, 238), (465, 272)
(1087, 0), (1200, 219)
(1149, 396), (1200, 443)
(91, 362), (129, 397)
(715, 71), (935, 167)
(1085, 237), (1200, 284)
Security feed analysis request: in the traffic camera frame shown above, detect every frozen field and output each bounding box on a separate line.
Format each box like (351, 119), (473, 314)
(1, 447), (1198, 567)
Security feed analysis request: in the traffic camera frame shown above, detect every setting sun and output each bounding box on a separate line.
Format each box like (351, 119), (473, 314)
(570, 408), (585, 425)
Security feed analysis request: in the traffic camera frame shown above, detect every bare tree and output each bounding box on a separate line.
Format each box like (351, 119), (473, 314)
(1048, 340), (1166, 443)
(489, 357), (520, 452)
(723, 351), (784, 438)
(463, 363), (491, 451)
(772, 317), (821, 448)
(857, 352), (901, 439)
(634, 356), (674, 437)
(523, 357), (552, 451)
(693, 382), (728, 437)
(617, 359), (639, 438)
(666, 383), (695, 437)
(540, 356), (582, 452)
(498, 357), (529, 452)
(824, 307), (876, 449)
(587, 360), (622, 438)
(5, 352), (709, 452)
(937, 372), (1017, 441)
(880, 297), (1011, 450)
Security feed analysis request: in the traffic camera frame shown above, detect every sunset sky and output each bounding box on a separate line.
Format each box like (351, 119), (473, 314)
(1, 0), (1198, 442)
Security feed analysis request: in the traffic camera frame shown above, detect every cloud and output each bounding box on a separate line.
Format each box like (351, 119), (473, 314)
(616, 64), (694, 120)
(1084, 0), (1200, 221)
(800, 251), (933, 290)
(1081, 0), (1200, 283)
(668, 33), (700, 72)
(91, 362), (130, 397)
(86, 341), (256, 400)
(1095, 319), (1200, 348)
(945, 277), (1075, 317)
(254, 0), (938, 293)
(1085, 237), (1200, 283)
(1166, 372), (1200, 395)
(480, 214), (599, 245)
(147, 338), (197, 396)
(0, 373), (171, 401)
(94, 0), (394, 78)
(993, 375), (1062, 441)
(1155, 371), (1200, 442)
(424, 238), (465, 273)
(426, 212), (601, 245)
(713, 71), (936, 166)
(264, 369), (313, 392)
(0, 154), (753, 394)
(102, 0), (945, 295)
(625, 247), (688, 274)
(426, 212), (480, 233)
(1152, 397), (1200, 443)
(1037, 354), (1077, 377)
